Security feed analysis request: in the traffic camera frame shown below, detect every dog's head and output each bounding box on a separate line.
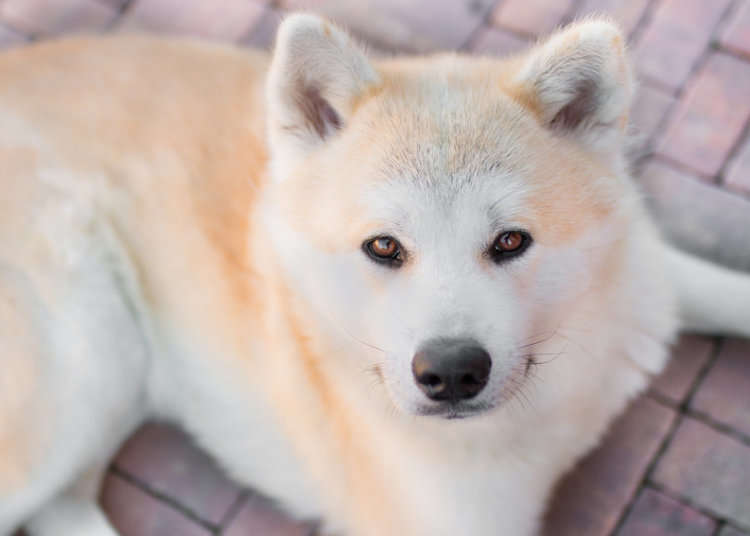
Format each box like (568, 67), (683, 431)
(262, 14), (636, 418)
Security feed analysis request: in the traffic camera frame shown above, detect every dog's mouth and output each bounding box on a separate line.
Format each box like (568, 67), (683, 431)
(414, 400), (495, 420)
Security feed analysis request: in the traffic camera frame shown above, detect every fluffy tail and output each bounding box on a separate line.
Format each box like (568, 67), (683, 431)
(665, 245), (750, 337)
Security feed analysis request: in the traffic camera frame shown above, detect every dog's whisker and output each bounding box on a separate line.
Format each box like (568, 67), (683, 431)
(319, 306), (389, 354)
(518, 329), (560, 349)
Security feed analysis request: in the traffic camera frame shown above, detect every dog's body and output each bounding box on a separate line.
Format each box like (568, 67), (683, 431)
(1, 15), (749, 536)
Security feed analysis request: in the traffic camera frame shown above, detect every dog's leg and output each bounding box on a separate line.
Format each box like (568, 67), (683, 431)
(665, 244), (750, 337)
(25, 463), (117, 536)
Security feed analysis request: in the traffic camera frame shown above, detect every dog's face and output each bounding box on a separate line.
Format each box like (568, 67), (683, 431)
(264, 15), (634, 418)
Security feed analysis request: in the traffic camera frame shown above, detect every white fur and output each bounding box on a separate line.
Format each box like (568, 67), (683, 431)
(0, 171), (148, 535)
(665, 245), (750, 336)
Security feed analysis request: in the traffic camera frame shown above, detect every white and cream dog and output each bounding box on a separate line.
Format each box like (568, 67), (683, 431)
(1, 13), (749, 536)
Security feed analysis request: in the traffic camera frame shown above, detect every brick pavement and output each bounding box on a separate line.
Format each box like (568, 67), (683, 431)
(2, 1), (749, 534)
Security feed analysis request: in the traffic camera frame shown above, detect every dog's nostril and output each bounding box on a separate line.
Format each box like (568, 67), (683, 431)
(412, 338), (492, 403)
(421, 373), (443, 387)
(460, 373), (480, 386)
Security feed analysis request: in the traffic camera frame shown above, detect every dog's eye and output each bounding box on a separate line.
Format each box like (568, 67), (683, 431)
(363, 236), (404, 267)
(489, 230), (532, 263)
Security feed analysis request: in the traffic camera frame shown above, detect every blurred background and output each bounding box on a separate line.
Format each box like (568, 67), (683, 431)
(2, 1), (749, 535)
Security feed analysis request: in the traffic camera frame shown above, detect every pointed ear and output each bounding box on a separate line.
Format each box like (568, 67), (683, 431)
(510, 19), (633, 152)
(266, 14), (380, 180)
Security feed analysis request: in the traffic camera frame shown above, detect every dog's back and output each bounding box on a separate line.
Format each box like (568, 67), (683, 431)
(0, 36), (272, 533)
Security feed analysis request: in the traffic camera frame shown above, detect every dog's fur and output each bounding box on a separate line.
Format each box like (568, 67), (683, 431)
(1, 14), (749, 536)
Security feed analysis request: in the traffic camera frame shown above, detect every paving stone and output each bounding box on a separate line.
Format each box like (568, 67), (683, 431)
(0, 0), (117, 35)
(491, 0), (575, 37)
(469, 26), (529, 56)
(95, 0), (129, 7)
(240, 6), (283, 49)
(650, 335), (714, 405)
(630, 83), (676, 157)
(652, 417), (750, 529)
(113, 422), (242, 525)
(690, 339), (750, 439)
(721, 526), (750, 536)
(655, 53), (750, 178)
(724, 135), (750, 196)
(542, 397), (676, 536)
(616, 487), (716, 536)
(223, 493), (314, 536)
(637, 159), (750, 273)
(634, 0), (733, 91)
(0, 23), (27, 48)
(118, 0), (267, 41)
(720, 0), (750, 58)
(101, 472), (212, 536)
(282, 0), (495, 51)
(573, 0), (651, 37)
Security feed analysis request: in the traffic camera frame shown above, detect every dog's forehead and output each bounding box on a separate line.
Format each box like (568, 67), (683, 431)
(363, 75), (536, 187)
(353, 72), (537, 229)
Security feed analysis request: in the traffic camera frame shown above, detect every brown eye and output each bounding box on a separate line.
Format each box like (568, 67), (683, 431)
(371, 237), (396, 256)
(489, 230), (531, 263)
(498, 231), (523, 251)
(363, 236), (404, 267)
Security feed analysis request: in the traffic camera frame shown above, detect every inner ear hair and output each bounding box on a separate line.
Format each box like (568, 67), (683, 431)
(547, 60), (606, 131)
(293, 83), (342, 139)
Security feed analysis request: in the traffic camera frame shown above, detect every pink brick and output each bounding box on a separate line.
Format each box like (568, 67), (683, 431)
(492, 0), (576, 37)
(652, 418), (750, 528)
(223, 493), (313, 536)
(113, 423), (242, 525)
(725, 135), (750, 196)
(630, 84), (676, 155)
(656, 53), (750, 178)
(634, 0), (733, 91)
(470, 26), (529, 56)
(617, 488), (716, 536)
(0, 23), (27, 48)
(690, 338), (750, 438)
(118, 0), (267, 41)
(542, 397), (675, 536)
(240, 6), (283, 49)
(720, 0), (750, 59)
(282, 0), (495, 51)
(574, 0), (651, 37)
(0, 0), (117, 35)
(98, 0), (129, 8)
(650, 335), (714, 405)
(101, 472), (211, 536)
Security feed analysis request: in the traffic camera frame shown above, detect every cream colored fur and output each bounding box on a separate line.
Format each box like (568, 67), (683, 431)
(1, 14), (749, 536)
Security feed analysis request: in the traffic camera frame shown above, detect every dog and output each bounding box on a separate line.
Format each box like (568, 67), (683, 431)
(1, 13), (749, 536)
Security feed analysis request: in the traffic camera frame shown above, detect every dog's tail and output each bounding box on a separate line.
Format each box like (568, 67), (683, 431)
(665, 245), (750, 337)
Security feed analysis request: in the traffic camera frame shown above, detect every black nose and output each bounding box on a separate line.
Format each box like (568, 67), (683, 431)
(412, 338), (492, 403)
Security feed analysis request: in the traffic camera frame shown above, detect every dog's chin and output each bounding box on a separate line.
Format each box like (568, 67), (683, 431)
(413, 400), (495, 420)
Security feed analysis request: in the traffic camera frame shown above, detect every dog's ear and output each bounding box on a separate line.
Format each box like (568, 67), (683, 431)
(266, 13), (380, 181)
(510, 19), (633, 153)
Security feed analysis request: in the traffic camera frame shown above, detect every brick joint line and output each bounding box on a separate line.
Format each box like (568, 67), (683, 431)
(109, 464), (221, 534)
